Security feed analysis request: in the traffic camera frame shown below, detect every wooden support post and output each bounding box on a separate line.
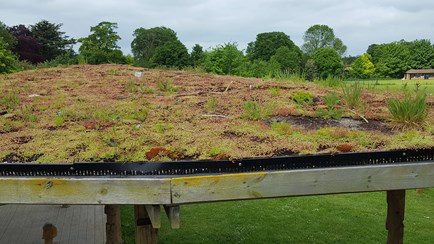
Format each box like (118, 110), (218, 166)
(135, 205), (159, 244)
(105, 205), (123, 244)
(386, 190), (406, 244)
(144, 205), (161, 228)
(42, 223), (57, 244)
(164, 205), (180, 229)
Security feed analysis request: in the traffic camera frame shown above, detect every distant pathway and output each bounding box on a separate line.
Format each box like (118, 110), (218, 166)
(0, 204), (106, 244)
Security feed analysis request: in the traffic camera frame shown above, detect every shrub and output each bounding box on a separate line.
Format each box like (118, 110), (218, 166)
(388, 92), (427, 126)
(342, 81), (363, 108)
(304, 59), (318, 81)
(37, 52), (78, 68)
(13, 60), (36, 71)
(0, 38), (16, 74)
(292, 91), (314, 106)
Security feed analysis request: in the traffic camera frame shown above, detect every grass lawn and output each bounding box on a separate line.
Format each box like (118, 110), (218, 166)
(121, 189), (434, 243)
(345, 79), (434, 94)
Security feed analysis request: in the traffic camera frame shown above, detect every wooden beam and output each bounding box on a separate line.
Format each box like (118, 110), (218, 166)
(144, 205), (161, 228)
(0, 162), (432, 206)
(105, 205), (123, 244)
(135, 205), (158, 244)
(164, 205), (180, 229)
(0, 178), (171, 204)
(386, 190), (406, 244)
(171, 162), (434, 204)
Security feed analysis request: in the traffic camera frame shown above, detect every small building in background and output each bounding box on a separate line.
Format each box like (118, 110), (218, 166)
(404, 69), (434, 80)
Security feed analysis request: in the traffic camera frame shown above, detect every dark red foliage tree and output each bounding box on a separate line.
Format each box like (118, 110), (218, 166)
(9, 24), (43, 63)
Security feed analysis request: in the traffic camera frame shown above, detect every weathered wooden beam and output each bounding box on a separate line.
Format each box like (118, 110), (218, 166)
(164, 205), (180, 229)
(135, 205), (158, 244)
(0, 178), (171, 204)
(0, 162), (432, 206)
(105, 205), (123, 244)
(171, 162), (434, 204)
(144, 205), (161, 228)
(386, 190), (405, 244)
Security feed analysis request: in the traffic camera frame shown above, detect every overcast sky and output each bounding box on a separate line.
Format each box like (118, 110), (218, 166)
(1, 0), (434, 56)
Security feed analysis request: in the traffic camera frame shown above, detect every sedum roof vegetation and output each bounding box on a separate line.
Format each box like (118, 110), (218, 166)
(0, 64), (433, 163)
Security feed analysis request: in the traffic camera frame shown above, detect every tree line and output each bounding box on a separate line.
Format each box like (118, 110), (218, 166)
(1, 20), (434, 79)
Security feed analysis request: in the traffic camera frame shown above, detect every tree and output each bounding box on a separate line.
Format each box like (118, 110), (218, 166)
(78, 21), (126, 64)
(246, 32), (301, 62)
(302, 24), (347, 56)
(369, 41), (410, 78)
(351, 53), (375, 78)
(203, 42), (246, 75)
(311, 48), (343, 79)
(406, 39), (434, 69)
(30, 20), (75, 61)
(131, 27), (178, 67)
(0, 37), (16, 73)
(9, 24), (43, 63)
(270, 46), (302, 73)
(368, 40), (434, 78)
(332, 38), (347, 56)
(0, 21), (16, 49)
(190, 44), (205, 67)
(304, 59), (319, 81)
(151, 40), (189, 68)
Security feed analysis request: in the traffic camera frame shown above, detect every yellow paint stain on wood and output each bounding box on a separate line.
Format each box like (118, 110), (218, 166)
(0, 178), (172, 204)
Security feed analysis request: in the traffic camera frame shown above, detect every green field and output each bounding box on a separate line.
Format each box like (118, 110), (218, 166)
(345, 79), (434, 94)
(121, 189), (434, 243)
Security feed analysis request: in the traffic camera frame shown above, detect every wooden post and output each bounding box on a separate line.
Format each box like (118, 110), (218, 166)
(164, 205), (180, 229)
(135, 205), (159, 244)
(42, 223), (57, 244)
(386, 190), (405, 244)
(105, 205), (123, 244)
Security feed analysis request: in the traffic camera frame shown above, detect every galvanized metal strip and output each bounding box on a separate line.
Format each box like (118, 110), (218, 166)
(0, 148), (433, 177)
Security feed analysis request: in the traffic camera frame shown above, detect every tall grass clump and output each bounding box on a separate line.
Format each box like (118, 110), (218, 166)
(342, 81), (363, 108)
(157, 80), (177, 93)
(274, 69), (305, 83)
(241, 101), (274, 120)
(316, 92), (343, 119)
(387, 91), (427, 126)
(315, 75), (343, 87)
(2, 90), (21, 111)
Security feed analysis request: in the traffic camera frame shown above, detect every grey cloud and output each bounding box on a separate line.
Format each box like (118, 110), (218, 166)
(0, 0), (433, 55)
